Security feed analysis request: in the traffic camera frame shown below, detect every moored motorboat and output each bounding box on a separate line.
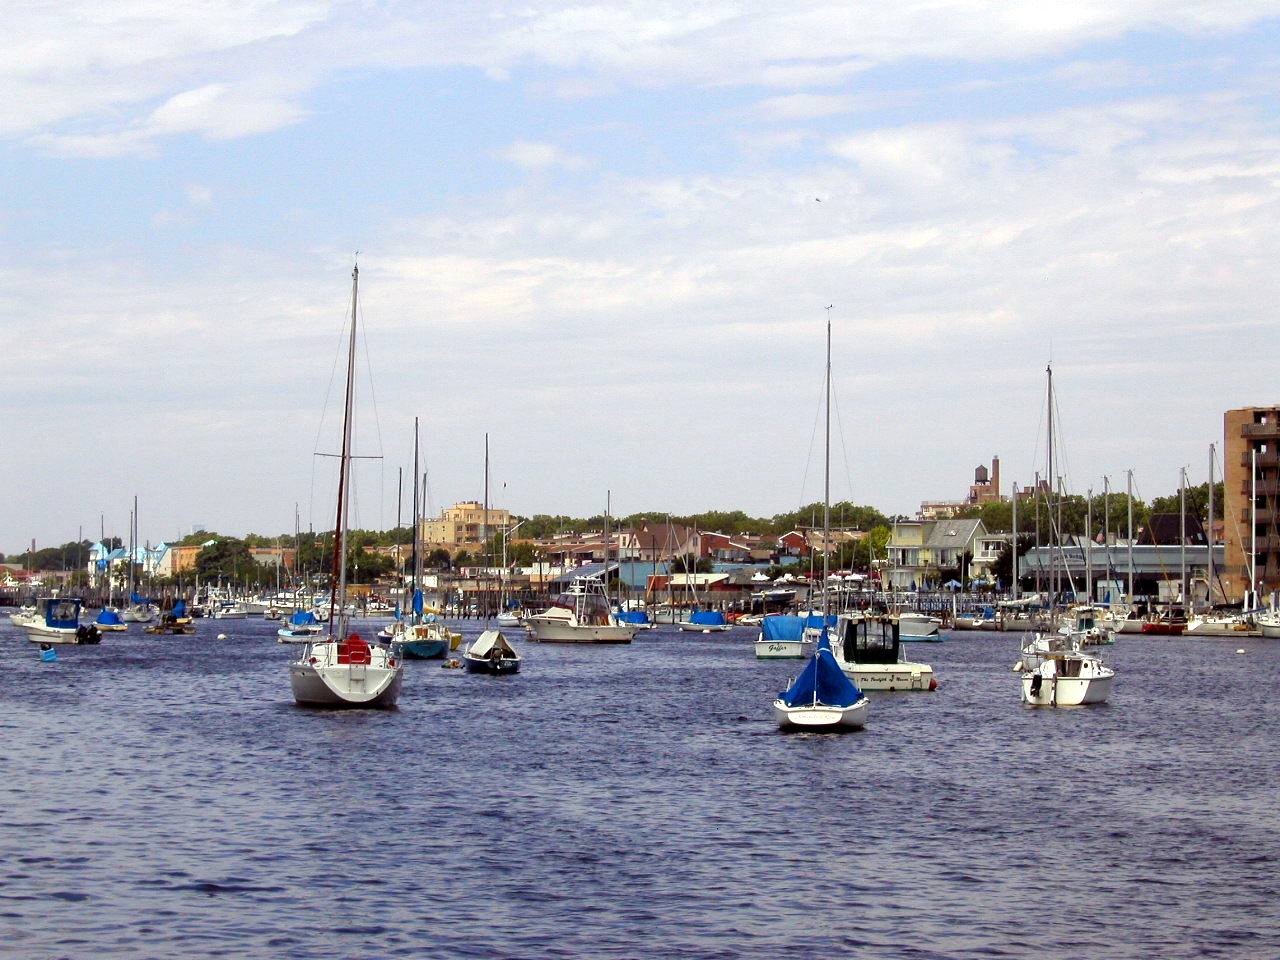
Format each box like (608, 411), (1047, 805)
(22, 598), (99, 644)
(463, 629), (521, 674)
(833, 612), (936, 691)
(896, 611), (942, 640)
(754, 614), (816, 660)
(525, 576), (638, 644)
(1258, 612), (1280, 639)
(1186, 612), (1260, 637)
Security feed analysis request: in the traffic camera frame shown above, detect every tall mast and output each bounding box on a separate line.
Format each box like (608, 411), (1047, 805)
(1046, 365), (1054, 603)
(1127, 469), (1134, 603)
(412, 417), (420, 620)
(823, 305), (832, 621)
(1207, 444), (1215, 603)
(605, 489), (612, 607)
(328, 263), (359, 637)
(1103, 476), (1111, 591)
(1251, 449), (1257, 602)
(1011, 483), (1019, 601)
(1180, 467), (1187, 605)
(483, 432), (490, 623)
(1086, 486), (1093, 603)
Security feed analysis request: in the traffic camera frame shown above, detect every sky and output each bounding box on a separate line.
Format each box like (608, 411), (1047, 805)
(3, 1), (1280, 552)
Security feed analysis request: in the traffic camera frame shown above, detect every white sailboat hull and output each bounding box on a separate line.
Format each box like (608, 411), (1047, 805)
(754, 639), (815, 660)
(122, 604), (157, 623)
(1186, 618), (1260, 637)
(1021, 671), (1114, 706)
(1260, 618), (1280, 639)
(773, 698), (868, 730)
(289, 659), (402, 707)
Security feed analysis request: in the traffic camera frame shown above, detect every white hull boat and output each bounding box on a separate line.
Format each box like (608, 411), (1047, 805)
(773, 698), (868, 730)
(754, 638), (815, 660)
(1186, 615), (1260, 637)
(897, 613), (942, 638)
(841, 661), (936, 692)
(676, 621), (732, 633)
(1257, 614), (1280, 639)
(526, 615), (637, 643)
(122, 603), (158, 623)
(834, 613), (936, 691)
(525, 576), (637, 644)
(1018, 633), (1115, 707)
(213, 602), (251, 619)
(289, 638), (403, 707)
(496, 610), (522, 627)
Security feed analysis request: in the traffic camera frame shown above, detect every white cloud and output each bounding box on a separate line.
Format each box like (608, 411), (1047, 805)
(495, 140), (591, 170)
(7, 1), (1280, 150)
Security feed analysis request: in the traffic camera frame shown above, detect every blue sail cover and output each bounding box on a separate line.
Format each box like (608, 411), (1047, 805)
(96, 608), (124, 626)
(779, 634), (863, 708)
(616, 610), (651, 625)
(689, 610), (727, 626)
(171, 600), (186, 618)
(803, 613), (837, 630)
(413, 589), (424, 617)
(761, 616), (805, 642)
(289, 609), (318, 627)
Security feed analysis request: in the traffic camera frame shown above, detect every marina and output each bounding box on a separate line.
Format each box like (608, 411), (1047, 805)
(1, 616), (1277, 957)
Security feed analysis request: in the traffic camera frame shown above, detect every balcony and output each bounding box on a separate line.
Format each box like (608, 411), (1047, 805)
(1242, 421), (1280, 439)
(1241, 451), (1280, 467)
(1241, 509), (1277, 524)
(1243, 480), (1280, 496)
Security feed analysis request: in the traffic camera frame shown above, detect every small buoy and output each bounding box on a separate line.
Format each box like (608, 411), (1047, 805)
(1236, 648), (1246, 654)
(217, 633), (227, 640)
(1013, 660), (1024, 672)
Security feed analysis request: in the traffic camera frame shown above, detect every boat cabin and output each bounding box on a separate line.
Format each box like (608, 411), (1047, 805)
(835, 614), (901, 665)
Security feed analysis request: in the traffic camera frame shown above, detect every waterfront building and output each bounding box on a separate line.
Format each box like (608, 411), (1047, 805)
(886, 518), (989, 589)
(1021, 540), (1224, 604)
(420, 501), (513, 552)
(1223, 406), (1280, 601)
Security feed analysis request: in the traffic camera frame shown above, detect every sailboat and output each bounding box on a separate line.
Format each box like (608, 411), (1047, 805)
(773, 307), (868, 731)
(288, 264), (404, 709)
(1017, 365), (1114, 706)
(122, 498), (158, 623)
(388, 418), (452, 660)
(463, 434), (522, 675)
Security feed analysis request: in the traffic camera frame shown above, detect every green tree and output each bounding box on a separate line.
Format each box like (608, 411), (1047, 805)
(671, 553), (713, 574)
(1150, 481), (1223, 524)
(195, 538), (253, 580)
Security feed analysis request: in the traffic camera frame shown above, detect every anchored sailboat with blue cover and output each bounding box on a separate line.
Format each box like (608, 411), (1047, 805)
(771, 305), (868, 731)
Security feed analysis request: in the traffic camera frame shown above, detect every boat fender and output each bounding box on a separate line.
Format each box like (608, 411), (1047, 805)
(1013, 660), (1023, 672)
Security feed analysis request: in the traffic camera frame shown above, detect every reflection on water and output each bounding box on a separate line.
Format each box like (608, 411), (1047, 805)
(1, 617), (1277, 958)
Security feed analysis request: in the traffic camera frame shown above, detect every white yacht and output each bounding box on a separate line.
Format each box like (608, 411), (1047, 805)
(213, 601), (251, 619)
(1017, 632), (1115, 707)
(1258, 612), (1280, 639)
(1186, 612), (1261, 637)
(833, 612), (936, 691)
(525, 576), (638, 644)
(896, 611), (942, 639)
(22, 598), (99, 644)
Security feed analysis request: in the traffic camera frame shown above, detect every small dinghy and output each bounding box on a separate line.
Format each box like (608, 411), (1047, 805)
(773, 631), (869, 731)
(278, 609), (324, 643)
(145, 601), (195, 635)
(463, 630), (521, 675)
(677, 609), (732, 633)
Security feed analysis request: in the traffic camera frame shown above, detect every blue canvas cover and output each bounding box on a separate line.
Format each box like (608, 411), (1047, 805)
(171, 600), (186, 618)
(616, 610), (650, 625)
(761, 615), (805, 642)
(288, 609), (318, 627)
(96, 608), (124, 626)
(130, 592), (147, 605)
(779, 634), (864, 708)
(803, 612), (836, 630)
(413, 589), (424, 616)
(689, 610), (727, 626)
